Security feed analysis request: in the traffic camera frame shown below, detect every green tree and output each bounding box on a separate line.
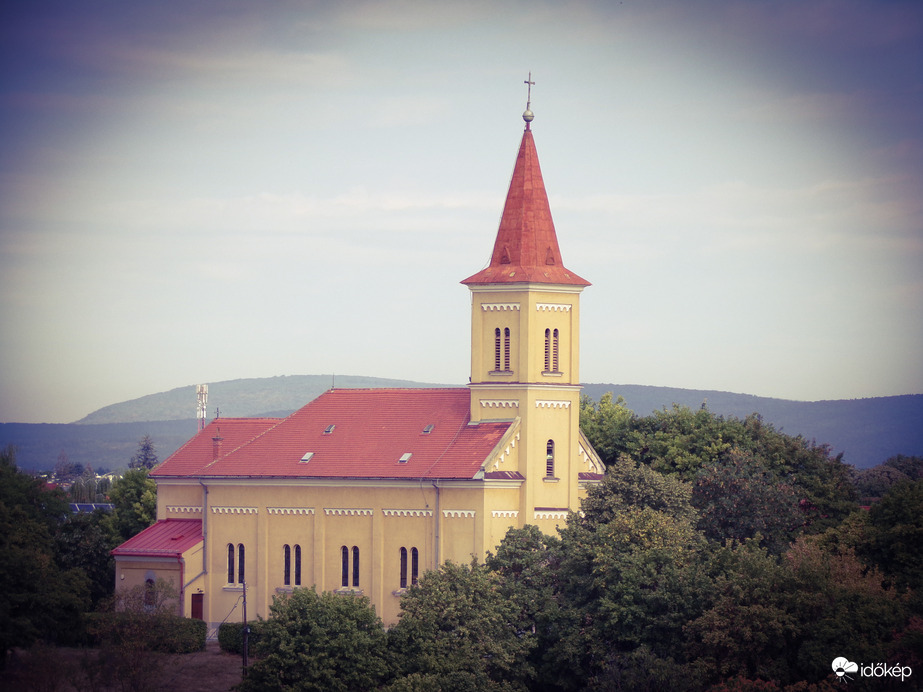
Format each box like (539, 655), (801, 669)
(785, 537), (907, 682)
(579, 393), (640, 466)
(549, 506), (710, 691)
(692, 449), (800, 553)
(685, 541), (799, 684)
(0, 446), (90, 657)
(387, 560), (534, 691)
(883, 454), (923, 480)
(581, 455), (696, 528)
(852, 463), (911, 501)
(579, 398), (858, 536)
(240, 587), (388, 692)
(129, 434), (159, 470)
(486, 526), (562, 691)
(858, 479), (923, 591)
(55, 509), (115, 607)
(104, 468), (156, 545)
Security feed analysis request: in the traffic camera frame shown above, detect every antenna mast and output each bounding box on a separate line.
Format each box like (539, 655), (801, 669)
(196, 384), (209, 430)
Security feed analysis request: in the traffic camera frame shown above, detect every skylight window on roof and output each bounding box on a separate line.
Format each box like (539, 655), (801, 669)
(399, 453), (412, 463)
(422, 424), (435, 434)
(300, 452), (314, 463)
(324, 425), (336, 434)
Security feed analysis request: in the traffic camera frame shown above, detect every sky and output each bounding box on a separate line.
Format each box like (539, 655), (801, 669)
(1, 0), (921, 424)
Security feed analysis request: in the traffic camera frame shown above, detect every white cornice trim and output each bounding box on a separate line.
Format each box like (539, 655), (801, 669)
(324, 508), (373, 517)
(166, 506), (202, 514)
(267, 507), (315, 516)
(536, 303), (572, 312)
(491, 510), (519, 518)
(480, 303), (520, 311)
(443, 509), (476, 518)
(534, 510), (569, 520)
(480, 399), (519, 408)
(212, 506), (258, 515)
(535, 400), (571, 409)
(382, 508), (433, 517)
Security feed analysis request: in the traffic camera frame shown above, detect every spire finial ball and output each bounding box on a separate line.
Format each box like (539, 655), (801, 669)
(522, 108), (534, 123)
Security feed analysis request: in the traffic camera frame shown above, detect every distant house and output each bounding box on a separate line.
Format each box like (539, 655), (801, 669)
(113, 107), (604, 629)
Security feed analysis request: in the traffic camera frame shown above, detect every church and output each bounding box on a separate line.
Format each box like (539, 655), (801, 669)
(113, 97), (605, 630)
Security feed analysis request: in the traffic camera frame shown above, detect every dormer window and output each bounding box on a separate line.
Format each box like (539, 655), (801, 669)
(300, 452), (314, 463)
(399, 453), (412, 463)
(422, 424), (435, 434)
(323, 424), (336, 434)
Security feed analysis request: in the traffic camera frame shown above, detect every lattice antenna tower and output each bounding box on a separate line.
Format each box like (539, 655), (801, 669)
(196, 384), (208, 430)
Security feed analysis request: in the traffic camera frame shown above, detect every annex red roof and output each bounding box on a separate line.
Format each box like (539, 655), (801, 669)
(153, 388), (513, 481)
(111, 519), (203, 557)
(462, 128), (590, 287)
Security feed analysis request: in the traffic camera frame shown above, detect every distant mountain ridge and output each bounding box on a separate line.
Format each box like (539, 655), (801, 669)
(2, 375), (920, 472)
(75, 374), (453, 424)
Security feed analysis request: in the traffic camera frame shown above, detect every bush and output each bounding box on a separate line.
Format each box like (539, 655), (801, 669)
(86, 611), (206, 653)
(160, 616), (207, 653)
(217, 620), (264, 654)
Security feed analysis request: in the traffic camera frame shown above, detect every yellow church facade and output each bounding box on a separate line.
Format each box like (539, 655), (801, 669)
(113, 107), (604, 630)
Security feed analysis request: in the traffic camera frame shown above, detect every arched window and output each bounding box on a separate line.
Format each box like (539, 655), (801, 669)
(544, 328), (551, 371)
(400, 547), (420, 589)
(294, 545), (302, 586)
(546, 439), (555, 478)
(144, 577), (155, 607)
(400, 547), (408, 589)
(227, 544), (235, 584)
(283, 545), (291, 586)
(494, 328), (502, 371)
(238, 544), (245, 585)
(352, 546), (360, 587)
(544, 329), (560, 373)
(494, 327), (512, 372)
(341, 546), (349, 587)
(552, 329), (560, 372)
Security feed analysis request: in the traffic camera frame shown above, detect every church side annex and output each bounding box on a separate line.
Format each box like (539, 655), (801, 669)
(113, 90), (605, 630)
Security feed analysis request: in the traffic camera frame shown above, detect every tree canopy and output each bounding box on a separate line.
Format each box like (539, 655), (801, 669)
(240, 587), (388, 692)
(0, 446), (90, 656)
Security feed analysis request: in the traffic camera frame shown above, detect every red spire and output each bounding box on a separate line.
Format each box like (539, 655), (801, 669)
(462, 128), (589, 287)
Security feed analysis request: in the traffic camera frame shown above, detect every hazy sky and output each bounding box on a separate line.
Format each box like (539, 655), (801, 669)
(1, 0), (921, 424)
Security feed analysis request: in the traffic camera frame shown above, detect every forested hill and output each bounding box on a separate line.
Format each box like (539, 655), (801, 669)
(75, 374), (453, 424)
(1, 376), (920, 472)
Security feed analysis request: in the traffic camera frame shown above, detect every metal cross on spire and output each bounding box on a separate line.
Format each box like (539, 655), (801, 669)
(522, 71), (535, 129)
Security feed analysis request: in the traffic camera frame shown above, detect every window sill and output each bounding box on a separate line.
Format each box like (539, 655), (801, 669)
(541, 371), (563, 377)
(334, 587), (364, 596)
(543, 477), (560, 483)
(489, 370), (515, 377)
(223, 585), (244, 592)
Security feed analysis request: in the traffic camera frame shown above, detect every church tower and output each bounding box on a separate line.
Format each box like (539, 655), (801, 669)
(462, 87), (593, 525)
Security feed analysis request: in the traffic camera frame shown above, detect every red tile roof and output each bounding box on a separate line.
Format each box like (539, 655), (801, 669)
(151, 418), (281, 477)
(111, 519), (202, 557)
(152, 388), (512, 481)
(462, 128), (590, 287)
